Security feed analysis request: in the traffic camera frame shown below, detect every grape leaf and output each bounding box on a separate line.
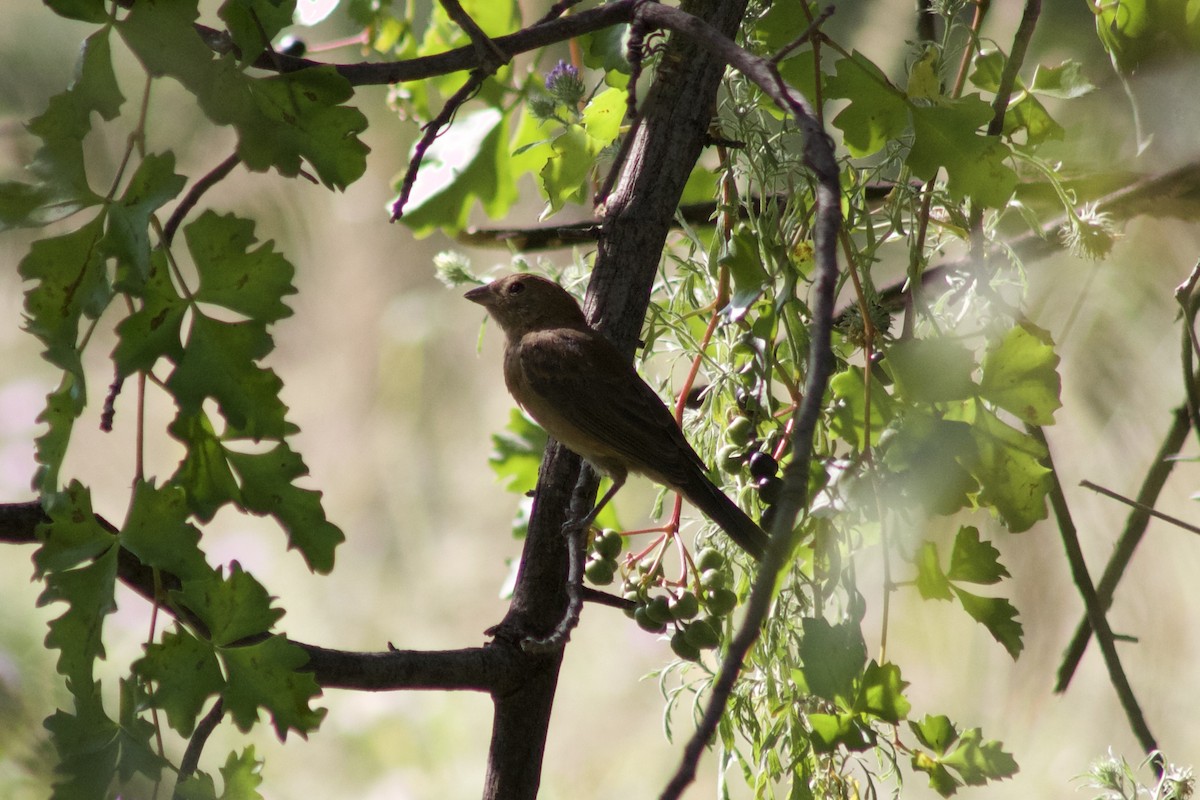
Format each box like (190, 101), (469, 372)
(120, 480), (211, 581)
(169, 411), (242, 523)
(105, 152), (186, 287)
(946, 526), (1009, 585)
(19, 216), (111, 380)
(112, 250), (187, 377)
(979, 321), (1061, 426)
(886, 337), (977, 403)
(226, 443), (345, 574)
(174, 564), (283, 647)
(825, 52), (909, 157)
(166, 315), (291, 439)
(853, 661), (911, 724)
(186, 211), (296, 323)
(953, 588), (1023, 659)
(136, 626), (224, 735)
(33, 482), (114, 576)
(908, 98), (1017, 208)
(969, 403), (1051, 532)
(221, 635), (325, 739)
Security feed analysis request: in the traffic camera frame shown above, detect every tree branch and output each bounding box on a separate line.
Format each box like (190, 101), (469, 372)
(1053, 403), (1192, 692)
(1030, 426), (1161, 764)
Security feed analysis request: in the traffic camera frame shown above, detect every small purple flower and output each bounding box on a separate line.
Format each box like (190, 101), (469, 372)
(544, 60), (585, 107)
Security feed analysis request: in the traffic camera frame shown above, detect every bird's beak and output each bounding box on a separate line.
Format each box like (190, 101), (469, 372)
(464, 283), (492, 306)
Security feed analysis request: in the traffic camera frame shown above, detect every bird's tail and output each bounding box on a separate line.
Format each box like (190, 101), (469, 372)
(680, 468), (769, 560)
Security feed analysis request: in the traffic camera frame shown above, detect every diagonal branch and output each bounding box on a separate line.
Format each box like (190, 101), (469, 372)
(1053, 403), (1192, 692)
(1030, 426), (1161, 764)
(610, 4), (841, 798)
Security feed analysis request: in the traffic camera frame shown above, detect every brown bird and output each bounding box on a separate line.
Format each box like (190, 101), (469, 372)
(465, 273), (768, 560)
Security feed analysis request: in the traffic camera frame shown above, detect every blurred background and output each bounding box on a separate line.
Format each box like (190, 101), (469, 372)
(1, 1), (1198, 798)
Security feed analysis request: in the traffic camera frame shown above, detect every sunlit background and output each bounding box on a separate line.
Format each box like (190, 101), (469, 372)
(2, 2), (1198, 798)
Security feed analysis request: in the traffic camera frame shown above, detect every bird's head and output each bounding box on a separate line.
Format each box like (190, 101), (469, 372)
(464, 273), (589, 337)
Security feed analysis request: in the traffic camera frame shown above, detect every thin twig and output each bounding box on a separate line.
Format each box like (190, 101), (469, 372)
(1080, 479), (1200, 536)
(1055, 404), (1192, 691)
(438, 0), (508, 69)
(390, 73), (488, 221)
(1030, 426), (1161, 766)
(769, 4), (833, 65)
(173, 699), (223, 798)
(163, 153), (241, 247)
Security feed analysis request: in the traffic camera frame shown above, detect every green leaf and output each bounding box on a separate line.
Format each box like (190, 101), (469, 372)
(808, 713), (874, 753)
(910, 714), (959, 753)
(120, 4), (367, 189)
(912, 750), (961, 797)
(1029, 61), (1095, 99)
(236, 68), (370, 189)
(400, 107), (517, 234)
(112, 250), (187, 377)
(33, 483), (115, 575)
(75, 29), (125, 121)
(489, 408), (548, 493)
(43, 699), (122, 800)
(121, 480), (212, 581)
(719, 225), (768, 319)
(221, 635), (324, 738)
(169, 411), (242, 523)
(218, 747), (265, 799)
(136, 626), (224, 735)
(219, 0), (297, 65)
(166, 314), (291, 439)
(853, 661), (911, 724)
(39, 543), (119, 687)
(186, 210), (296, 323)
(886, 337), (977, 403)
(953, 587), (1024, 659)
(881, 413), (978, 516)
(539, 125), (593, 214)
(825, 52), (909, 157)
(226, 443), (345, 573)
(19, 216), (111, 380)
(908, 98), (1017, 207)
(946, 526), (1009, 585)
(969, 403), (1050, 532)
(828, 366), (896, 449)
(174, 563), (283, 647)
(33, 375), (86, 494)
(979, 322), (1061, 426)
(105, 152), (186, 287)
(798, 617), (867, 705)
(914, 541), (953, 600)
(940, 727), (1019, 786)
(45, 0), (109, 22)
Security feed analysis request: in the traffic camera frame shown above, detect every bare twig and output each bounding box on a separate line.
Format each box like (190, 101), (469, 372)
(438, 0), (507, 69)
(1080, 479), (1200, 537)
(967, 0), (1041, 257)
(1054, 404), (1192, 691)
(163, 153), (241, 247)
(174, 699), (223, 798)
(390, 73), (488, 221)
(769, 4), (834, 65)
(1030, 426), (1161, 766)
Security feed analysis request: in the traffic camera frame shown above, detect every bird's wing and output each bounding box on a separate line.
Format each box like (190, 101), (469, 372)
(514, 328), (703, 486)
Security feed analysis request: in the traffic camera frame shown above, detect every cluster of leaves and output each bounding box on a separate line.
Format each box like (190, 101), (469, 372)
(4, 0), (367, 796)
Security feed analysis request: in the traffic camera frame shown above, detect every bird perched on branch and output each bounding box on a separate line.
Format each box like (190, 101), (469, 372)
(465, 273), (768, 560)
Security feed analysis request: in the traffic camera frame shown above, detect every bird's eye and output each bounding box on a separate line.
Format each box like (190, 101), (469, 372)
(508, 281), (524, 295)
